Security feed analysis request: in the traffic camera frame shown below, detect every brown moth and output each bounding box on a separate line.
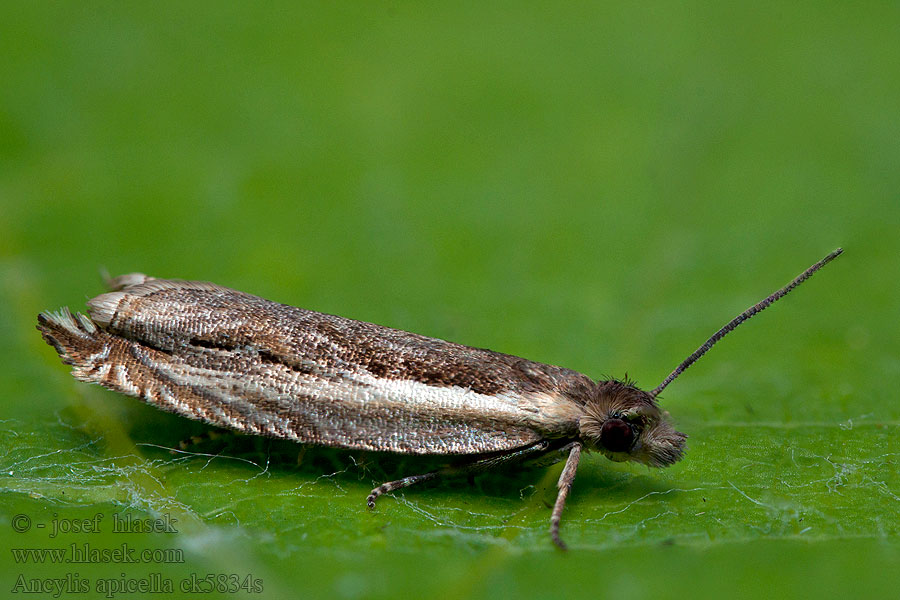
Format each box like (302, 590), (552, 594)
(37, 249), (842, 549)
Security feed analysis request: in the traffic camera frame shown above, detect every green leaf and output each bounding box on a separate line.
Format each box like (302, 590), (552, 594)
(1, 2), (897, 599)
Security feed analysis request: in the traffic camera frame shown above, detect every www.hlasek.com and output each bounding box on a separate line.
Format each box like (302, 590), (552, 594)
(12, 542), (183, 565)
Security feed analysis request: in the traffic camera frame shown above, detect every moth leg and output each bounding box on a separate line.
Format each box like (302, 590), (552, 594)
(446, 440), (553, 474)
(367, 472), (439, 508)
(176, 428), (230, 451)
(549, 442), (582, 551)
(367, 440), (553, 508)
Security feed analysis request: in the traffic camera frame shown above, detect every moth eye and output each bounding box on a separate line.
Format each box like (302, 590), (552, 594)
(600, 418), (634, 453)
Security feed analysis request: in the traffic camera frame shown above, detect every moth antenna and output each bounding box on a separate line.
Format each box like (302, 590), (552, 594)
(651, 248), (843, 398)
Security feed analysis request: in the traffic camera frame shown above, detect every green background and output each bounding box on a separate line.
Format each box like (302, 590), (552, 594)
(2, 3), (897, 599)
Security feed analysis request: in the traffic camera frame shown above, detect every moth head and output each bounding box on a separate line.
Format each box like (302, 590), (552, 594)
(579, 379), (686, 467)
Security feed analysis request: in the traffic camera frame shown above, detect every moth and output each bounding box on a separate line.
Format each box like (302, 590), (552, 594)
(38, 249), (842, 549)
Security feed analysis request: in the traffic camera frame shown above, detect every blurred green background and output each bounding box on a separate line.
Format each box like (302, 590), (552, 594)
(2, 2), (898, 599)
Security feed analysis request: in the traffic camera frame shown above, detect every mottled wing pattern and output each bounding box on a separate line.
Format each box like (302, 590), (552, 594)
(38, 275), (594, 455)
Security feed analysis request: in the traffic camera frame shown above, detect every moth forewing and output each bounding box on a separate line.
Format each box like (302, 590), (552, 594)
(37, 248), (842, 550)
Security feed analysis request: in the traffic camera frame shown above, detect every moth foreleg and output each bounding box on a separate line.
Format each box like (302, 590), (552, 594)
(549, 442), (582, 551)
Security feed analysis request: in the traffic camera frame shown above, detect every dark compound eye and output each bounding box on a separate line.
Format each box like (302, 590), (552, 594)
(600, 418), (634, 453)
